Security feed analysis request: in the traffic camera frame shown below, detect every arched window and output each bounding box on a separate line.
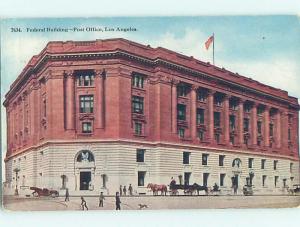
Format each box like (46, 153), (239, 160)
(76, 150), (95, 162)
(232, 158), (242, 168)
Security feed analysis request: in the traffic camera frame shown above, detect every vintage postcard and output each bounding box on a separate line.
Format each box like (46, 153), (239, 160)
(1, 16), (299, 211)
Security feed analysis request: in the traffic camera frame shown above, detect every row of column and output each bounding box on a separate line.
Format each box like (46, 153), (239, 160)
(65, 70), (105, 130)
(171, 83), (284, 149)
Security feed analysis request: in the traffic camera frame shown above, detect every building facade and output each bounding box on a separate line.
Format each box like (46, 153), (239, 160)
(3, 38), (300, 195)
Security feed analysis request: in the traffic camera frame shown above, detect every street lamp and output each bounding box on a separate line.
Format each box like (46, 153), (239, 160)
(13, 167), (20, 196)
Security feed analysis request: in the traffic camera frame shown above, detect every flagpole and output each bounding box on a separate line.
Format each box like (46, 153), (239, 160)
(213, 33), (215, 65)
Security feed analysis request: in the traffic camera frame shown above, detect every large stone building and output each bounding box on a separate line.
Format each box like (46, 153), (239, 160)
(3, 38), (300, 196)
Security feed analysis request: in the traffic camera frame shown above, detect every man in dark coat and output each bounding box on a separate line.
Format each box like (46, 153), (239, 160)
(128, 184), (133, 196)
(65, 188), (69, 202)
(81, 196), (88, 210)
(99, 192), (105, 207)
(115, 192), (121, 210)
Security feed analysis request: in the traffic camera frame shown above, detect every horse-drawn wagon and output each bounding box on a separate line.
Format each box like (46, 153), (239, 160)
(169, 183), (208, 196)
(30, 187), (59, 198)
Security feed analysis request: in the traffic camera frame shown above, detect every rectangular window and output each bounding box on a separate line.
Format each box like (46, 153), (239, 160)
(184, 172), (191, 185)
(79, 95), (94, 113)
(214, 96), (222, 107)
(214, 112), (221, 127)
(229, 100), (238, 110)
(257, 107), (264, 116)
(177, 104), (186, 120)
(273, 160), (278, 170)
(261, 159), (266, 169)
(183, 152), (190, 164)
(82, 122), (92, 133)
(248, 158), (254, 168)
(132, 74), (144, 88)
(197, 89), (207, 102)
(229, 115), (235, 131)
(244, 104), (251, 113)
(290, 163), (293, 173)
(230, 135), (235, 145)
(132, 96), (144, 114)
(134, 122), (142, 135)
(177, 85), (188, 97)
(77, 71), (95, 86)
(215, 134), (220, 144)
(288, 128), (291, 141)
(274, 176), (279, 187)
(269, 124), (274, 137)
(219, 155), (225, 167)
(203, 173), (209, 186)
(257, 121), (262, 135)
(178, 128), (185, 138)
(136, 149), (145, 162)
(243, 118), (249, 132)
(262, 175), (267, 187)
(202, 154), (209, 166)
(138, 171), (146, 186)
(198, 130), (204, 141)
(220, 174), (225, 187)
(196, 108), (205, 124)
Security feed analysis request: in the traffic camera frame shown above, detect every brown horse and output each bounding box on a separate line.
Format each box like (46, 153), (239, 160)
(147, 183), (167, 196)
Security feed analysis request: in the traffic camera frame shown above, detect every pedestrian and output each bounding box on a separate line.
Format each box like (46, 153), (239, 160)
(123, 185), (127, 196)
(65, 188), (69, 202)
(81, 196), (88, 210)
(115, 192), (121, 210)
(99, 192), (105, 207)
(119, 185), (122, 196)
(128, 184), (133, 196)
(233, 184), (238, 195)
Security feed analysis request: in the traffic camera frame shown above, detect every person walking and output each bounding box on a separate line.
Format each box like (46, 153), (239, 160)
(123, 185), (127, 196)
(65, 188), (69, 202)
(99, 192), (105, 207)
(81, 196), (88, 210)
(119, 185), (123, 196)
(128, 184), (133, 196)
(115, 192), (121, 210)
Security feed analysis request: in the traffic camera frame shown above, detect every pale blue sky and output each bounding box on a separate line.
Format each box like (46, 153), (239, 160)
(1, 16), (300, 155)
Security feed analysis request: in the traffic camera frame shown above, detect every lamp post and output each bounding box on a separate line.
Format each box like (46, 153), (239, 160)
(13, 167), (20, 196)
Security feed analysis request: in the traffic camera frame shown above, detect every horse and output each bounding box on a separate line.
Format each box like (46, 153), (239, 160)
(191, 183), (209, 196)
(147, 183), (168, 196)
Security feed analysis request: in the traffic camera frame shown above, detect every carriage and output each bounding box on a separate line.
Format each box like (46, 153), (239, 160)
(30, 187), (59, 198)
(169, 183), (208, 196)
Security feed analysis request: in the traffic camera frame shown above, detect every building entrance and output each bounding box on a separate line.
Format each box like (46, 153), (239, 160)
(80, 171), (91, 190)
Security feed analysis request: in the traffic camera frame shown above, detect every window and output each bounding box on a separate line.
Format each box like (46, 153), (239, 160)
(202, 154), (209, 165)
(269, 124), (274, 137)
(79, 95), (94, 113)
(136, 149), (145, 162)
(132, 74), (144, 88)
(243, 118), (249, 132)
(229, 100), (238, 110)
(43, 98), (46, 117)
(248, 158), (254, 168)
(132, 96), (144, 114)
(198, 130), (204, 141)
(244, 136), (248, 146)
(230, 135), (235, 145)
(220, 174), (226, 187)
(261, 159), (266, 169)
(244, 104), (251, 113)
(257, 121), (262, 135)
(214, 96), (222, 106)
(219, 155), (225, 166)
(229, 115), (235, 131)
(214, 112), (221, 127)
(101, 174), (107, 188)
(138, 171), (146, 186)
(283, 179), (287, 188)
(178, 128), (185, 138)
(196, 108), (205, 124)
(288, 128), (291, 141)
(77, 71), (95, 86)
(197, 89), (207, 101)
(257, 106), (264, 115)
(215, 133), (220, 144)
(290, 163), (293, 173)
(134, 122), (142, 135)
(273, 160), (278, 170)
(203, 173), (209, 186)
(257, 139), (261, 147)
(177, 104), (186, 120)
(274, 176), (279, 187)
(76, 150), (95, 162)
(183, 152), (190, 164)
(177, 85), (188, 97)
(82, 122), (92, 133)
(262, 175), (267, 187)
(184, 172), (191, 185)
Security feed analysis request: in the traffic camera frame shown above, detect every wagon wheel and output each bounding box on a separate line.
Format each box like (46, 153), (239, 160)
(32, 191), (39, 197)
(50, 192), (58, 198)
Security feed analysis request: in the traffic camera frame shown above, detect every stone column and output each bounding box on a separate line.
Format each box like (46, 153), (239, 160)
(238, 99), (244, 146)
(251, 103), (257, 147)
(171, 80), (178, 133)
(275, 109), (281, 149)
(223, 95), (230, 145)
(264, 106), (270, 148)
(207, 90), (215, 142)
(190, 85), (198, 140)
(95, 69), (105, 129)
(65, 70), (75, 130)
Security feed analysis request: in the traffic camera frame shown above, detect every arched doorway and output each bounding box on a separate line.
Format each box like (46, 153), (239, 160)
(74, 150), (96, 191)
